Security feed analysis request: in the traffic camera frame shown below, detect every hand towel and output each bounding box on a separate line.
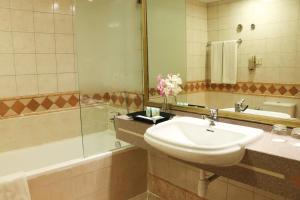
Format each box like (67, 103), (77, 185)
(0, 172), (31, 200)
(210, 41), (223, 83)
(222, 40), (238, 84)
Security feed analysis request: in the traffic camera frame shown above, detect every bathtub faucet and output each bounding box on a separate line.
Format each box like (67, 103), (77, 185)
(235, 99), (249, 112)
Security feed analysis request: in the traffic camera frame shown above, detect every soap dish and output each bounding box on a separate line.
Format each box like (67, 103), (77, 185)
(127, 111), (175, 124)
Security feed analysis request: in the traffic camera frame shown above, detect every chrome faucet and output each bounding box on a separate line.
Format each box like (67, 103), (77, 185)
(235, 99), (248, 112)
(208, 108), (218, 126)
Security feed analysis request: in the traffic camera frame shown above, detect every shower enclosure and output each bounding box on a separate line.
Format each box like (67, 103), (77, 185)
(0, 0), (143, 176)
(75, 0), (144, 157)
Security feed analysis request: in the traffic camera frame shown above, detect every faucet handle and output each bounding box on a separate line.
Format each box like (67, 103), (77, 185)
(237, 98), (245, 105)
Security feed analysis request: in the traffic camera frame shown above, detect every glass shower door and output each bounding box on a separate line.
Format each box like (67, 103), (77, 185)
(74, 0), (143, 157)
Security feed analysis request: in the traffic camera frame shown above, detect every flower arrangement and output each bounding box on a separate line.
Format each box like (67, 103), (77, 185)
(156, 74), (183, 97)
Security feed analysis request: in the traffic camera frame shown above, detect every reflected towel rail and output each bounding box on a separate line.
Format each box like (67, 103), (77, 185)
(207, 38), (242, 47)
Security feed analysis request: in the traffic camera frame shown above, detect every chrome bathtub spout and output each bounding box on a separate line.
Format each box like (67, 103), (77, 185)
(235, 99), (249, 112)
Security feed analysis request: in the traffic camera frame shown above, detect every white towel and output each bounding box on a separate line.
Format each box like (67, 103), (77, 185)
(210, 42), (223, 83)
(222, 40), (238, 84)
(0, 172), (31, 200)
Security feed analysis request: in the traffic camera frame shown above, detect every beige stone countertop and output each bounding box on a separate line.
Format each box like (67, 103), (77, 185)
(116, 114), (300, 163)
(247, 132), (300, 162)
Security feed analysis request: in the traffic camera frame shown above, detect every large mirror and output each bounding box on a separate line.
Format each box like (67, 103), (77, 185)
(144, 0), (300, 127)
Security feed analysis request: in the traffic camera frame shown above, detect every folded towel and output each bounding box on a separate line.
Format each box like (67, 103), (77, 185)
(0, 172), (31, 200)
(210, 41), (223, 83)
(222, 40), (238, 84)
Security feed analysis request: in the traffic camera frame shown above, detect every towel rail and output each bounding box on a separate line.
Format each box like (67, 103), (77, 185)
(207, 38), (242, 47)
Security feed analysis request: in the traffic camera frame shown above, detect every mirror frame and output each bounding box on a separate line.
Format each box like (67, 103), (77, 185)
(141, 0), (300, 128)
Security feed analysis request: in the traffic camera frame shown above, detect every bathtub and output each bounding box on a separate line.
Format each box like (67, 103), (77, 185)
(0, 129), (129, 177)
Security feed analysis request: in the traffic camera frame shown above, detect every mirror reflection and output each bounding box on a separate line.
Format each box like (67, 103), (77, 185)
(147, 0), (300, 120)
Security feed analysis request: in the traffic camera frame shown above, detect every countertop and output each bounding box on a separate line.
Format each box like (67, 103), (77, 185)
(115, 114), (300, 199)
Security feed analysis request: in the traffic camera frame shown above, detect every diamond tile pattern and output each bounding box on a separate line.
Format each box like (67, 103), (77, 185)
(0, 102), (10, 116)
(27, 99), (40, 111)
(55, 97), (67, 108)
(80, 91), (144, 110)
(149, 81), (300, 99)
(11, 101), (26, 114)
(0, 93), (79, 118)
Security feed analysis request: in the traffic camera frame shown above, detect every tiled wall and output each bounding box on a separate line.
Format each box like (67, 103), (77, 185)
(148, 152), (289, 200)
(0, 0), (77, 98)
(186, 0), (207, 82)
(181, 0), (300, 115)
(28, 147), (148, 200)
(207, 0), (300, 84)
(0, 109), (81, 153)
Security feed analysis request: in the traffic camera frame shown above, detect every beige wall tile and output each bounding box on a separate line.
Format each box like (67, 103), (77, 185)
(0, 8), (11, 31)
(167, 158), (187, 189)
(34, 12), (54, 33)
(38, 74), (58, 93)
(56, 54), (75, 73)
(0, 31), (13, 53)
(148, 152), (169, 181)
(0, 75), (17, 97)
(0, 0), (75, 98)
(35, 33), (55, 53)
(53, 0), (74, 15)
(33, 0), (54, 13)
(254, 194), (273, 200)
(254, 188), (285, 200)
(11, 0), (33, 10)
(0, 109), (81, 153)
(0, 54), (14, 75)
(0, 0), (10, 8)
(28, 148), (146, 200)
(206, 0), (300, 84)
(11, 10), (34, 32)
(16, 75), (38, 96)
(207, 179), (227, 200)
(14, 54), (37, 75)
(227, 184), (253, 200)
(55, 34), (74, 53)
(36, 54), (57, 74)
(13, 32), (35, 53)
(54, 14), (73, 34)
(58, 73), (76, 92)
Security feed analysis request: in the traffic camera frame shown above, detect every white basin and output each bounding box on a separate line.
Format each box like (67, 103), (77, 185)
(144, 117), (263, 167)
(222, 108), (291, 119)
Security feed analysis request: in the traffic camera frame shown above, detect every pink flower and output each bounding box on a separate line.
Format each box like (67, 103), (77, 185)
(157, 78), (166, 96)
(156, 73), (182, 97)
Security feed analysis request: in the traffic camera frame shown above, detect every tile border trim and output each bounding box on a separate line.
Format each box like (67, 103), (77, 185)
(81, 91), (144, 110)
(149, 81), (300, 99)
(0, 91), (145, 119)
(0, 91), (79, 119)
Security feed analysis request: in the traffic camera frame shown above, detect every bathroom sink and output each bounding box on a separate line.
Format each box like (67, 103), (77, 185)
(144, 117), (263, 166)
(222, 108), (291, 119)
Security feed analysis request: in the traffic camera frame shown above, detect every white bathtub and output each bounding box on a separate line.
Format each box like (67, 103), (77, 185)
(0, 129), (129, 177)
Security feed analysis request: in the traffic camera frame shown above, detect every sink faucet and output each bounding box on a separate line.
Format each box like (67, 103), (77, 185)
(235, 99), (248, 112)
(208, 108), (218, 126)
